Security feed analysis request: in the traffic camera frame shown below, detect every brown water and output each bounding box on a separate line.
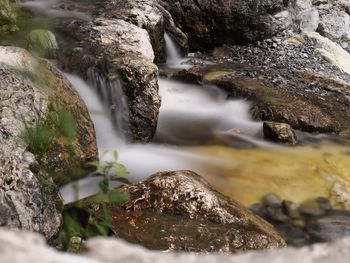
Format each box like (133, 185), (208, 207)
(194, 145), (350, 208)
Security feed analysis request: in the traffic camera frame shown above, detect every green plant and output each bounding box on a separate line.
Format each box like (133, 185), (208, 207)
(21, 108), (77, 160)
(58, 151), (130, 252)
(89, 151), (130, 193)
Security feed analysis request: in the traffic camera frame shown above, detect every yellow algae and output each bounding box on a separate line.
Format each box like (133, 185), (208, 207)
(193, 145), (350, 208)
(204, 71), (233, 82)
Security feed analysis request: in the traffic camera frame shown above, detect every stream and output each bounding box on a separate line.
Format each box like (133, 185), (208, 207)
(18, 0), (350, 210)
(59, 33), (350, 209)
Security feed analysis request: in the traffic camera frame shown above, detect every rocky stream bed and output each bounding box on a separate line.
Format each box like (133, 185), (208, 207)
(1, 0), (350, 262)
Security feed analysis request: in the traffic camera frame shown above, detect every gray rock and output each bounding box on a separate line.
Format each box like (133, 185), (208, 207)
(263, 122), (298, 145)
(2, 228), (350, 263)
(263, 193), (283, 208)
(298, 8), (320, 32)
(318, 10), (350, 53)
(51, 1), (162, 143)
(0, 46), (97, 239)
(159, 0), (295, 51)
(282, 200), (301, 219)
(307, 216), (350, 242)
(158, 0), (323, 51)
(57, 18), (160, 142)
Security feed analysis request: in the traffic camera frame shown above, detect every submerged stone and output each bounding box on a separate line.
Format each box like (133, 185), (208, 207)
(263, 122), (298, 145)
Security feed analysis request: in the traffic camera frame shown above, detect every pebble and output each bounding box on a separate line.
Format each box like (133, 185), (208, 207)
(263, 193), (282, 208)
(282, 200), (300, 219)
(249, 193), (350, 247)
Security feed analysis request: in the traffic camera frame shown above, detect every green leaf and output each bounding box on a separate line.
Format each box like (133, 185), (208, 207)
(112, 151), (119, 161)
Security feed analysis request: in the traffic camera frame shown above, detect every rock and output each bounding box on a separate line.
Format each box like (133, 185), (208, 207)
(28, 29), (58, 59)
(74, 170), (286, 253)
(158, 0), (323, 51)
(159, 0), (296, 51)
(0, 46), (98, 239)
(156, 3), (189, 55)
(307, 215), (350, 242)
(48, 1), (162, 142)
(102, 0), (166, 64)
(263, 193), (283, 208)
(263, 122), (298, 145)
(312, 0), (328, 5)
(318, 10), (350, 53)
(171, 66), (203, 84)
(57, 18), (160, 142)
(1, 228), (350, 263)
(298, 8), (320, 32)
(179, 32), (350, 135)
(282, 200), (301, 219)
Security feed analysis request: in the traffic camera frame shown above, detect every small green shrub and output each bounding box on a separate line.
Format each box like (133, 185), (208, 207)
(21, 108), (77, 161)
(58, 151), (130, 252)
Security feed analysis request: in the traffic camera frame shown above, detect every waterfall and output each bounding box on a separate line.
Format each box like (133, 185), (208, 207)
(87, 68), (129, 141)
(164, 32), (183, 66)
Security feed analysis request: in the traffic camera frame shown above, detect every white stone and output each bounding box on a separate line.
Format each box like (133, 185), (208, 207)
(1, 228), (350, 263)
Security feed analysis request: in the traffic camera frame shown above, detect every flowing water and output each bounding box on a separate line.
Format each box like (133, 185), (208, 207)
(20, 0), (349, 209)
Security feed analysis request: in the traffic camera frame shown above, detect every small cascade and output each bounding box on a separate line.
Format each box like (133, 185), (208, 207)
(164, 32), (183, 66)
(155, 78), (265, 145)
(87, 68), (129, 140)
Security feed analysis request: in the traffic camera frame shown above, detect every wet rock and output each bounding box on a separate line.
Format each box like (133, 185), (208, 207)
(158, 0), (323, 51)
(183, 32), (350, 135)
(250, 194), (350, 246)
(263, 122), (298, 145)
(57, 17), (160, 142)
(282, 200), (301, 219)
(171, 66), (203, 84)
(156, 3), (188, 55)
(0, 46), (98, 239)
(75, 170), (286, 253)
(307, 215), (350, 242)
(263, 193), (283, 208)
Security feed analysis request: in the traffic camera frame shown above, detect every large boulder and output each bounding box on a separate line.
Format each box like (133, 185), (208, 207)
(159, 0), (319, 51)
(32, 0), (165, 142)
(318, 10), (350, 51)
(71, 171), (286, 253)
(0, 46), (97, 239)
(57, 18), (160, 142)
(313, 0), (350, 52)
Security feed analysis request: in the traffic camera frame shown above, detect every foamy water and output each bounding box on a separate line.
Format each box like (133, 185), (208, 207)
(60, 34), (270, 203)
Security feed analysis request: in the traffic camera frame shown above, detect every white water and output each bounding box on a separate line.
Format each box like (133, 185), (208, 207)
(60, 34), (270, 203)
(164, 32), (186, 67)
(20, 0), (91, 21)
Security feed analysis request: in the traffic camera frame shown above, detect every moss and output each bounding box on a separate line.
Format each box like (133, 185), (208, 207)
(0, 2), (53, 51)
(0, 0), (18, 34)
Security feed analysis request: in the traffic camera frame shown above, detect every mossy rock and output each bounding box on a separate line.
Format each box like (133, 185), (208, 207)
(28, 29), (58, 58)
